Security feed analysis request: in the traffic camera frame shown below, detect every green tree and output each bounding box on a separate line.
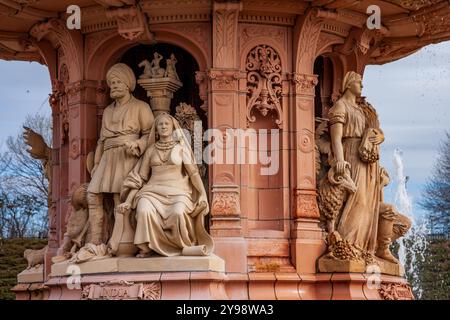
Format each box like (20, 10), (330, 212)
(421, 132), (450, 235)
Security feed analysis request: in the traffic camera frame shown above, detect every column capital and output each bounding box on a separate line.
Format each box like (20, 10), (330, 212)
(290, 73), (318, 96)
(293, 189), (320, 219)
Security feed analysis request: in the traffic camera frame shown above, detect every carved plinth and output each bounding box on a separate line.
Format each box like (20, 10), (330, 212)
(318, 255), (405, 277)
(17, 265), (44, 284)
(44, 270), (228, 300)
(51, 255), (225, 277)
(137, 77), (183, 116)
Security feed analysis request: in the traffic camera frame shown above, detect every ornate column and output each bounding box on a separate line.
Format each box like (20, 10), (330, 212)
(64, 80), (108, 237)
(290, 9), (327, 274)
(46, 82), (63, 279)
(209, 0), (248, 273)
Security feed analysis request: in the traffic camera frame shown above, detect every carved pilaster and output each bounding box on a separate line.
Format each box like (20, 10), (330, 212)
(210, 185), (242, 237)
(293, 190), (319, 219)
(212, 1), (242, 68)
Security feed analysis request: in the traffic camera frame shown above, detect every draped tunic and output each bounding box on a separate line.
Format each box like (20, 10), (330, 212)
(88, 96), (154, 194)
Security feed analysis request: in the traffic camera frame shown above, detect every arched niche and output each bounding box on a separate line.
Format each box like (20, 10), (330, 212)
(119, 43), (206, 126)
(313, 55), (334, 119)
(85, 30), (209, 82)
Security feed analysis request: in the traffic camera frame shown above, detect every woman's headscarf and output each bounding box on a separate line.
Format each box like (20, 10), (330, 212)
(341, 71), (362, 94)
(148, 113), (196, 165)
(106, 63), (136, 91)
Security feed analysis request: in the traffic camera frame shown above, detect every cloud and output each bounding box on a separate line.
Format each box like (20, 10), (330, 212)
(364, 41), (450, 218)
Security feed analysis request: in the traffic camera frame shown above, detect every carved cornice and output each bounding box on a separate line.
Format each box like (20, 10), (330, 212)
(208, 69), (246, 91)
(386, 0), (441, 11)
(105, 4), (153, 41)
(239, 13), (296, 26)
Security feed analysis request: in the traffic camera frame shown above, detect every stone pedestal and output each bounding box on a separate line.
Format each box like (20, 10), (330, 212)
(51, 255), (225, 276)
(11, 265), (49, 300)
(13, 258), (413, 300)
(137, 77), (183, 116)
(318, 256), (405, 277)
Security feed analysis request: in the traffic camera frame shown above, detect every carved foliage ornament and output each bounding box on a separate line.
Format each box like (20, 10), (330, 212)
(105, 5), (153, 41)
(212, 192), (240, 216)
(246, 45), (282, 128)
(386, 0), (439, 11)
(293, 191), (319, 219)
(379, 283), (414, 300)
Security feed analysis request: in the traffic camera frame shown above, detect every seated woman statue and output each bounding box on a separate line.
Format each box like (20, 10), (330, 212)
(117, 113), (213, 258)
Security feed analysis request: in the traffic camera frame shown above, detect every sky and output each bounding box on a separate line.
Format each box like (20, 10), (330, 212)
(0, 41), (449, 220)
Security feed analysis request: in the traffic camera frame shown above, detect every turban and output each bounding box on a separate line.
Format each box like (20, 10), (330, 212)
(106, 63), (136, 92)
(341, 71), (362, 93)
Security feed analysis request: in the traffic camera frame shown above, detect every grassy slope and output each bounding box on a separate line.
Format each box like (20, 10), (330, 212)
(0, 238), (47, 300)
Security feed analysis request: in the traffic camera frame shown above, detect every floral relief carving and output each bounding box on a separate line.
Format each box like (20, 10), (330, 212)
(379, 283), (414, 300)
(160, 23), (209, 55)
(214, 9), (238, 67)
(105, 5), (153, 41)
(212, 192), (240, 216)
(70, 137), (81, 160)
(208, 70), (244, 91)
(386, 0), (439, 11)
(240, 25), (285, 51)
(291, 73), (318, 95)
(246, 45), (283, 128)
(293, 191), (320, 219)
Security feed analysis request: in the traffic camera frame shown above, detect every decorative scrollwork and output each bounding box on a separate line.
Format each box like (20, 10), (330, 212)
(246, 45), (283, 128)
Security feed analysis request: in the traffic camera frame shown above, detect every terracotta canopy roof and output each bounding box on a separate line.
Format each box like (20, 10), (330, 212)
(0, 0), (449, 65)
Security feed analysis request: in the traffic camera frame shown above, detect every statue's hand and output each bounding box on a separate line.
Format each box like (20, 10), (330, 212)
(197, 194), (209, 212)
(117, 202), (131, 215)
(369, 130), (384, 145)
(334, 160), (350, 175)
(125, 141), (140, 157)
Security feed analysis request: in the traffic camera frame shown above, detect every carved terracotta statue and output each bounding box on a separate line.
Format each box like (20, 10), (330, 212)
(378, 167), (412, 263)
(24, 246), (47, 269)
(317, 71), (415, 270)
(138, 60), (152, 79)
(118, 113), (213, 257)
(52, 183), (90, 263)
(327, 72), (384, 254)
(164, 53), (179, 81)
(23, 127), (52, 207)
(86, 63), (154, 254)
(150, 52), (165, 78)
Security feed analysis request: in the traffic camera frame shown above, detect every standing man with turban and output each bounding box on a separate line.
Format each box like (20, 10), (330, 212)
(86, 63), (154, 254)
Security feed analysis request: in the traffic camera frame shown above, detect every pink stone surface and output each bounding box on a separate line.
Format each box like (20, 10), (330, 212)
(7, 1), (425, 300)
